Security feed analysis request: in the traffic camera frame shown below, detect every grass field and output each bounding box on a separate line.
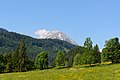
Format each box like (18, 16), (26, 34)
(0, 64), (120, 80)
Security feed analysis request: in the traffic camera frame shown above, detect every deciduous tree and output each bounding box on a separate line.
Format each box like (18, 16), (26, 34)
(36, 51), (48, 70)
(55, 50), (65, 66)
(102, 37), (120, 63)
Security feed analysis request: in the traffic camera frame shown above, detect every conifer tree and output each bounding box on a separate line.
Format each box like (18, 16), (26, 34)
(5, 53), (12, 72)
(18, 38), (26, 72)
(12, 47), (19, 71)
(0, 54), (5, 72)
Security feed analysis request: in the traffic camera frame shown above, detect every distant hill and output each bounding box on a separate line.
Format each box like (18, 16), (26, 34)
(0, 28), (76, 65)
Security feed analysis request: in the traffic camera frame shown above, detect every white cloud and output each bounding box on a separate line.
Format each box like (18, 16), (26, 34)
(34, 29), (50, 39)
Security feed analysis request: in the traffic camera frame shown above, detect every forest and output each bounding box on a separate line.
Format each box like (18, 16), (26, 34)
(0, 28), (75, 67)
(0, 28), (120, 73)
(0, 29), (120, 73)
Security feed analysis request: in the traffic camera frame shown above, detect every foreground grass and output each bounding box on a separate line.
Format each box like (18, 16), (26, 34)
(1, 64), (120, 80)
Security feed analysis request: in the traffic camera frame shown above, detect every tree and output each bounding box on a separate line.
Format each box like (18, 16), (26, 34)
(94, 44), (101, 63)
(12, 48), (19, 72)
(73, 53), (81, 65)
(82, 48), (95, 66)
(55, 50), (65, 67)
(101, 37), (120, 63)
(83, 38), (95, 66)
(84, 37), (93, 49)
(25, 58), (35, 70)
(66, 46), (83, 67)
(35, 51), (48, 70)
(5, 53), (13, 72)
(0, 54), (5, 73)
(18, 38), (26, 72)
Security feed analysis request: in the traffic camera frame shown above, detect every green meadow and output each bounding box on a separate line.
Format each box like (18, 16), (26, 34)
(0, 63), (120, 80)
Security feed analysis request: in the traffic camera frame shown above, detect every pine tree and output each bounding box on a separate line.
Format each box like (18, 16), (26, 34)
(5, 53), (12, 72)
(12, 47), (19, 72)
(18, 38), (26, 72)
(0, 54), (5, 73)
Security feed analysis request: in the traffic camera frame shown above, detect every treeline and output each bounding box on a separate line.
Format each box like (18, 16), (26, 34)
(34, 37), (120, 70)
(0, 37), (120, 73)
(0, 28), (75, 66)
(0, 38), (34, 73)
(65, 37), (120, 67)
(61, 37), (101, 67)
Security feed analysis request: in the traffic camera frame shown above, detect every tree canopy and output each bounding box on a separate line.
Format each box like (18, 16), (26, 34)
(35, 51), (48, 70)
(102, 37), (120, 63)
(55, 50), (65, 67)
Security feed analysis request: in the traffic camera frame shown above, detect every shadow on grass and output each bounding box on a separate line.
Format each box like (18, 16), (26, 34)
(73, 62), (115, 68)
(50, 62), (116, 70)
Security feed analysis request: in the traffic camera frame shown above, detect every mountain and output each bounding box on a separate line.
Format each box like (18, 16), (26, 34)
(0, 28), (76, 66)
(35, 29), (78, 45)
(0, 28), (8, 32)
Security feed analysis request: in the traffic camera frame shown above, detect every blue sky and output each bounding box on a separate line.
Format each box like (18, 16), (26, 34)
(0, 0), (120, 49)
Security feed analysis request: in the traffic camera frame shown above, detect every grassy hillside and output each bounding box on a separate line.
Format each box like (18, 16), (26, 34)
(1, 64), (120, 80)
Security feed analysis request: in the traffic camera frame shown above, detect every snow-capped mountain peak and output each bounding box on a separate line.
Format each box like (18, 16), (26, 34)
(35, 29), (78, 45)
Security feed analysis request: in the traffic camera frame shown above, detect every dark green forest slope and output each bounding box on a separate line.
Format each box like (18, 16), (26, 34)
(0, 28), (76, 65)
